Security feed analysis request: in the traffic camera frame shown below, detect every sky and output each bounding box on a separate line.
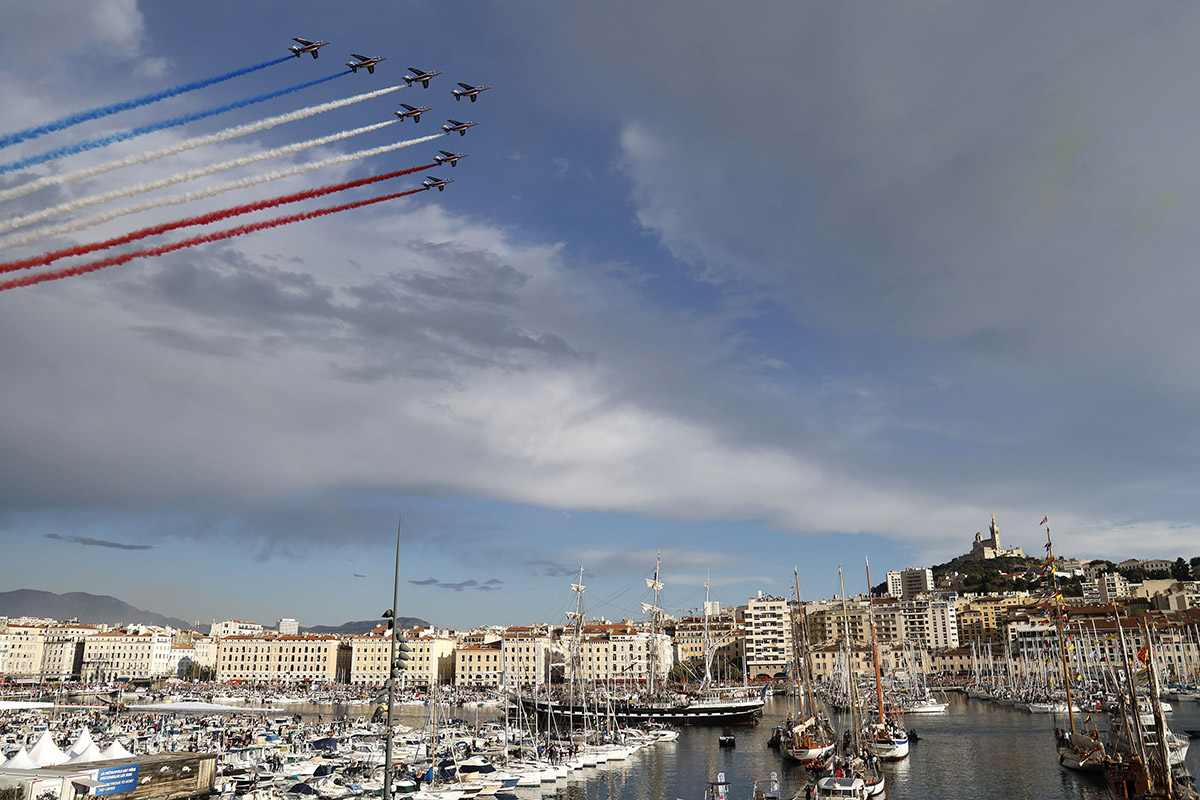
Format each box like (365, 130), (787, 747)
(2, 2), (1200, 631)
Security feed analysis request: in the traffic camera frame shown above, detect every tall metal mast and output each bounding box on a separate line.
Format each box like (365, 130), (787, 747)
(641, 553), (664, 695)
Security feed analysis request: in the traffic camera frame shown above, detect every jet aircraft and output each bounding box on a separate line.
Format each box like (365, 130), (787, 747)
(422, 175), (454, 192)
(290, 37), (329, 59)
(442, 119), (477, 136)
(451, 82), (492, 102)
(394, 103), (432, 123)
(346, 54), (387, 74)
(404, 67), (443, 88)
(434, 150), (469, 168)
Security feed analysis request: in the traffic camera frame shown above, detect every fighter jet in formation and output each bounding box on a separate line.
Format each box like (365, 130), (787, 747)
(434, 150), (469, 168)
(404, 67), (443, 88)
(394, 103), (432, 123)
(442, 119), (477, 136)
(346, 54), (388, 74)
(289, 37), (329, 59)
(422, 176), (454, 192)
(452, 82), (491, 102)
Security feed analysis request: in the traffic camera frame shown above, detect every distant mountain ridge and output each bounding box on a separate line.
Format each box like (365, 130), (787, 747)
(0, 589), (193, 630)
(302, 618), (427, 635)
(0, 589), (428, 634)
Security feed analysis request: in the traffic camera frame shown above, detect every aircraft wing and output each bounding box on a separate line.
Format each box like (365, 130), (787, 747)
(457, 83), (474, 90)
(352, 53), (370, 61)
(294, 37), (314, 45)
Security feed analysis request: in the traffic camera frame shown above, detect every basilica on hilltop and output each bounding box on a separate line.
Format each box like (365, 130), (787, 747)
(967, 514), (1027, 560)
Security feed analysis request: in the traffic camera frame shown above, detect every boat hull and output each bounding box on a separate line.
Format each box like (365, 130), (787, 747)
(519, 696), (764, 727)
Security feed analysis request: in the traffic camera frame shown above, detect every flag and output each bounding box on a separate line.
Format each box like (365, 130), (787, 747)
(1040, 516), (1049, 526)
(1137, 645), (1150, 665)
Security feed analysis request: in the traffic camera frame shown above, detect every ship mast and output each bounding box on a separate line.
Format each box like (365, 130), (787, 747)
(641, 553), (664, 695)
(1046, 527), (1077, 734)
(565, 567), (587, 719)
(792, 567), (817, 720)
(865, 558), (887, 730)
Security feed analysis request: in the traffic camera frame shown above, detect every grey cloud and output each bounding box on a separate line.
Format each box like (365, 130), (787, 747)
(45, 533), (153, 551)
(528, 560), (577, 578)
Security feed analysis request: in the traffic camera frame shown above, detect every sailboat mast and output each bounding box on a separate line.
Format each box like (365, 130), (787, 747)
(644, 554), (664, 695)
(865, 558), (886, 728)
(838, 567), (861, 748)
(1046, 528), (1076, 733)
(702, 577), (713, 688)
(792, 567), (817, 719)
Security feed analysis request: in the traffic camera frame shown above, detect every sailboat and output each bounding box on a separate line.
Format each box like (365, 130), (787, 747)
(522, 559), (764, 727)
(813, 567), (885, 800)
(1038, 526), (1106, 772)
(1103, 620), (1198, 800)
(860, 559), (908, 763)
(780, 567), (837, 765)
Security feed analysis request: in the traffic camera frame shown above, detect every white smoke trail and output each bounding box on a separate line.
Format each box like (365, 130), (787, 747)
(0, 133), (446, 252)
(0, 84), (407, 205)
(0, 119), (403, 235)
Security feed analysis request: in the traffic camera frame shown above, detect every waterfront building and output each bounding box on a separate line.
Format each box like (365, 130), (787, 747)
(928, 646), (974, 675)
(1135, 579), (1200, 611)
(745, 593), (792, 680)
(1098, 571), (1133, 602)
(215, 633), (349, 683)
(81, 628), (182, 681)
(499, 625), (554, 689)
(899, 595), (959, 650)
(210, 619), (265, 639)
(0, 625), (47, 677)
(348, 627), (455, 687)
(956, 595), (1024, 645)
(556, 623), (671, 688)
(190, 633), (218, 670)
(886, 567), (934, 600)
(41, 623), (102, 681)
(455, 641), (503, 688)
(673, 608), (743, 674)
(805, 598), (905, 647)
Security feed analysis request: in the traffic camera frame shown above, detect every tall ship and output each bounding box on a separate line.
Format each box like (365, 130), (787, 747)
(779, 568), (837, 764)
(519, 560), (765, 728)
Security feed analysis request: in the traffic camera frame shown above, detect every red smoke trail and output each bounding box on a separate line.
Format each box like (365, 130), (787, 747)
(0, 163), (436, 274)
(0, 187), (430, 293)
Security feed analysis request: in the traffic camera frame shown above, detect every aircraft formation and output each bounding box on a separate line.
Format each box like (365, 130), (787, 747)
(0, 37), (492, 293)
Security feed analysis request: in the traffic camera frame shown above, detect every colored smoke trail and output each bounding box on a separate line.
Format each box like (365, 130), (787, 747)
(0, 119), (402, 235)
(0, 84), (408, 204)
(0, 187), (429, 293)
(0, 71), (348, 176)
(0, 133), (446, 251)
(0, 56), (293, 150)
(0, 163), (436, 273)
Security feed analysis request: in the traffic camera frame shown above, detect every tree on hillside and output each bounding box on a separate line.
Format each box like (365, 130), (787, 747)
(1172, 557), (1191, 581)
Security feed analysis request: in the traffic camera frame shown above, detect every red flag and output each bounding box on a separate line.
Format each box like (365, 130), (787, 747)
(1039, 516), (1049, 526)
(1136, 645), (1150, 665)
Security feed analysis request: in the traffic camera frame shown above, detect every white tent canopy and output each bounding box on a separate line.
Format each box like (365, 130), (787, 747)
(68, 728), (95, 758)
(100, 740), (134, 761)
(66, 741), (104, 765)
(4, 747), (39, 770)
(28, 730), (68, 766)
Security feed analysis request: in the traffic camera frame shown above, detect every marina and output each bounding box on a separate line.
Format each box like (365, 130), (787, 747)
(2, 692), (1199, 800)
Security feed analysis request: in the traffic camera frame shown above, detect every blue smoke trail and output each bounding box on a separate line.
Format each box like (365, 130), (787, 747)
(0, 71), (349, 176)
(0, 56), (294, 151)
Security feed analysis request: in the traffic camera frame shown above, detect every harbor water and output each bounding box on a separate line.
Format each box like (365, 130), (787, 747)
(381, 693), (1200, 800)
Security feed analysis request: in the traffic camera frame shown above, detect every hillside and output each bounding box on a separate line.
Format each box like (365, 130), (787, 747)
(0, 589), (429, 634)
(0, 589), (193, 630)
